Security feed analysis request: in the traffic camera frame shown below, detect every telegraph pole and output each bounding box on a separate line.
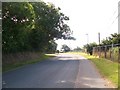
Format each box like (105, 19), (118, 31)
(98, 32), (100, 45)
(86, 33), (89, 44)
(118, 1), (120, 34)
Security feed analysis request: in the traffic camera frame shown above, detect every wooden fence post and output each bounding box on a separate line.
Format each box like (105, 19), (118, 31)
(104, 46), (107, 58)
(118, 48), (120, 63)
(110, 49), (112, 60)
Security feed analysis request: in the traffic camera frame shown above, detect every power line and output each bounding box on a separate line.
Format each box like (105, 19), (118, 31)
(108, 2), (120, 28)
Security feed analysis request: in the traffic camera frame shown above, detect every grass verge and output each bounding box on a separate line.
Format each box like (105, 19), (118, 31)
(69, 52), (119, 88)
(80, 53), (119, 87)
(3, 54), (55, 72)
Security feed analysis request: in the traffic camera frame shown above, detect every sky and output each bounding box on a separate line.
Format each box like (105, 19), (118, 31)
(43, 0), (119, 50)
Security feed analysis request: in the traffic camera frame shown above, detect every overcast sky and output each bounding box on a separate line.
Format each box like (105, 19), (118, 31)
(44, 0), (119, 50)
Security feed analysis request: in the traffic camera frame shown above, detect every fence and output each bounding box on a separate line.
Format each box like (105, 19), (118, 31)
(93, 44), (120, 62)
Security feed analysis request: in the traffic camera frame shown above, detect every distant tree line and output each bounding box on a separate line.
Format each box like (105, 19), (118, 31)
(2, 2), (74, 54)
(101, 33), (120, 45)
(83, 33), (120, 55)
(73, 47), (82, 51)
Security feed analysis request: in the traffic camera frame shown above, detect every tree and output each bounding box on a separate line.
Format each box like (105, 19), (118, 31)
(83, 42), (97, 55)
(45, 40), (57, 53)
(101, 33), (120, 45)
(2, 2), (35, 53)
(2, 2), (73, 53)
(73, 47), (82, 51)
(110, 33), (120, 44)
(61, 44), (71, 52)
(31, 2), (72, 37)
(29, 2), (73, 51)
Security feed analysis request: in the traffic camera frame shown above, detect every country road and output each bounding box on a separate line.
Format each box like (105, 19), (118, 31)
(2, 53), (110, 88)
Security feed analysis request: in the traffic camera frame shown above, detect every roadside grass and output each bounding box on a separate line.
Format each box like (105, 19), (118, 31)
(3, 54), (56, 72)
(69, 52), (119, 88)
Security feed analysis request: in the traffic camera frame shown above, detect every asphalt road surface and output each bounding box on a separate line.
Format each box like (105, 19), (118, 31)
(2, 53), (111, 88)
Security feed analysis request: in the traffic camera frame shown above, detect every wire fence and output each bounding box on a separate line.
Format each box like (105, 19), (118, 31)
(93, 44), (120, 63)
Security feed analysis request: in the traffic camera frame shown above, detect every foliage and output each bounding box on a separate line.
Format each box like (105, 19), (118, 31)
(101, 33), (120, 45)
(2, 2), (35, 53)
(73, 47), (82, 51)
(110, 47), (120, 62)
(61, 44), (71, 52)
(45, 40), (57, 53)
(2, 2), (73, 54)
(83, 42), (97, 55)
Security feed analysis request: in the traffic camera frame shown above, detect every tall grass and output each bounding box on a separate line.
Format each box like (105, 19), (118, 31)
(3, 54), (55, 72)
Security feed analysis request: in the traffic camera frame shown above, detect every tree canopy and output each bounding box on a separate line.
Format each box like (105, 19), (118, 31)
(101, 33), (120, 45)
(2, 2), (35, 53)
(2, 2), (73, 54)
(61, 44), (71, 52)
(83, 42), (97, 55)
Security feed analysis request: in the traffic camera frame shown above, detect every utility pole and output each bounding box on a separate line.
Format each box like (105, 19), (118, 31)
(98, 32), (100, 45)
(118, 1), (120, 34)
(86, 33), (89, 44)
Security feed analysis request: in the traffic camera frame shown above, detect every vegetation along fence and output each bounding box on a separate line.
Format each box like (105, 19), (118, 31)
(93, 44), (120, 62)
